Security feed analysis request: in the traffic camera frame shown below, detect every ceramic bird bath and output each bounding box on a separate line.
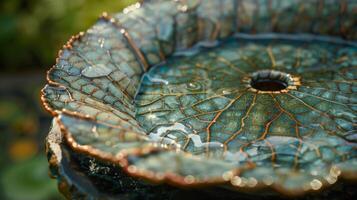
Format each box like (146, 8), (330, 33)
(41, 0), (357, 199)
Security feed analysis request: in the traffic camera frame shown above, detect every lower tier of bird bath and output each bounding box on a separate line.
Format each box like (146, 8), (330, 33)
(134, 36), (356, 167)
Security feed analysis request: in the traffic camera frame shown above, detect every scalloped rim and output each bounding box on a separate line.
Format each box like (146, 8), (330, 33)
(41, 1), (357, 197)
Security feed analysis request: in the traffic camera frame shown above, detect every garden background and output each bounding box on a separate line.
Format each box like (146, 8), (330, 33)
(0, 1), (136, 199)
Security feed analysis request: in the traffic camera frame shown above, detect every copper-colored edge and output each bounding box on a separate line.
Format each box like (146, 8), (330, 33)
(40, 0), (357, 197)
(39, 11), (236, 189)
(54, 112), (235, 187)
(50, 116), (357, 197)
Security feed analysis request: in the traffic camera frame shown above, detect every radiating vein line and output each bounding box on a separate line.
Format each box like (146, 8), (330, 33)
(138, 91), (209, 96)
(293, 141), (303, 170)
(190, 89), (245, 109)
(264, 140), (277, 162)
(271, 94), (302, 131)
(258, 111), (283, 140)
(239, 109), (283, 163)
(302, 80), (357, 84)
(206, 92), (246, 146)
(267, 46), (276, 68)
(285, 92), (349, 132)
(216, 56), (248, 75)
(298, 85), (354, 95)
(137, 108), (176, 115)
(241, 56), (260, 70)
(271, 94), (304, 170)
(294, 48), (302, 68)
(223, 93), (258, 149)
(178, 109), (231, 123)
(52, 74), (136, 119)
(292, 90), (354, 108)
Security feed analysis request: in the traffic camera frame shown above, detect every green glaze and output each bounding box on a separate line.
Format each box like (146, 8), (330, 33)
(135, 36), (357, 190)
(42, 0), (357, 197)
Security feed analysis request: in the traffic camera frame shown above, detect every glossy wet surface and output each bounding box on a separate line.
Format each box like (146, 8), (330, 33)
(135, 36), (357, 168)
(41, 0), (357, 197)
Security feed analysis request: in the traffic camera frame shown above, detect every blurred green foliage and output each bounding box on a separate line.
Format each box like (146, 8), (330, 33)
(1, 156), (61, 200)
(0, 1), (136, 199)
(0, 78), (60, 199)
(0, 0), (136, 73)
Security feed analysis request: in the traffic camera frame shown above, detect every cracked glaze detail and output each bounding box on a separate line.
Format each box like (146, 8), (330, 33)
(42, 0), (357, 197)
(136, 37), (357, 192)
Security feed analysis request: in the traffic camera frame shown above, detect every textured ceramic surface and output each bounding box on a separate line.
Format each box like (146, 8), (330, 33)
(42, 0), (357, 198)
(135, 37), (357, 192)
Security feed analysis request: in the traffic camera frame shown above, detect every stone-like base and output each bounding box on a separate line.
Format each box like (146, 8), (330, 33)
(46, 120), (356, 200)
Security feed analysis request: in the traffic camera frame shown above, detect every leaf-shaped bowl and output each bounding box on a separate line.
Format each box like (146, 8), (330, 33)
(42, 0), (357, 198)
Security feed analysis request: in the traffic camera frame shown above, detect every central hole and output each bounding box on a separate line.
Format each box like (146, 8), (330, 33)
(251, 79), (287, 91)
(250, 70), (290, 91)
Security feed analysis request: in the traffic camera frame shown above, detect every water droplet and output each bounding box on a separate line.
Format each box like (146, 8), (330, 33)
(263, 176), (274, 185)
(330, 165), (341, 177)
(174, 48), (199, 56)
(98, 38), (105, 48)
(310, 170), (319, 176)
(186, 82), (202, 91)
(222, 171), (233, 181)
(81, 64), (113, 78)
(247, 177), (258, 187)
(231, 176), (242, 186)
(92, 126), (99, 138)
(325, 174), (337, 184)
(222, 90), (231, 95)
(184, 175), (195, 184)
(145, 74), (169, 85)
(310, 179), (322, 190)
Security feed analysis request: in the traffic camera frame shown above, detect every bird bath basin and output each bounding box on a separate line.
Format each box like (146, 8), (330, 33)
(41, 0), (357, 199)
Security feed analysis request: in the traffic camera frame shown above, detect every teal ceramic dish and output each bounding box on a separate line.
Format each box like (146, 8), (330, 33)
(42, 0), (357, 198)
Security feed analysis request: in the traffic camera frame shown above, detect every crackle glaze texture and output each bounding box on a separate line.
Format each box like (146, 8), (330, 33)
(42, 0), (357, 198)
